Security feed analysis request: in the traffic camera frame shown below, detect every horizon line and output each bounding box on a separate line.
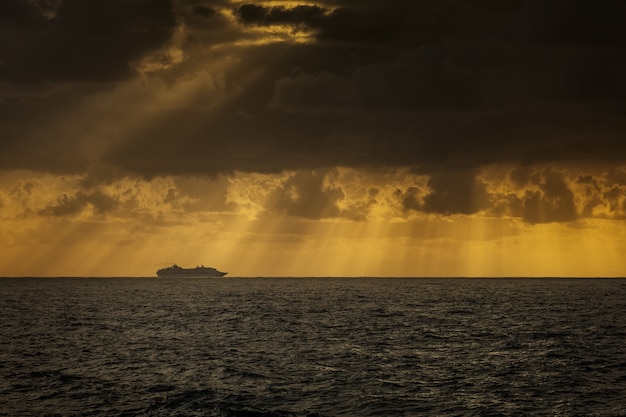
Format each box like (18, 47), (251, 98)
(1, 276), (625, 279)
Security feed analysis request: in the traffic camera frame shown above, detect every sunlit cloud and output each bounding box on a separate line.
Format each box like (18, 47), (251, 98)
(2, 166), (626, 276)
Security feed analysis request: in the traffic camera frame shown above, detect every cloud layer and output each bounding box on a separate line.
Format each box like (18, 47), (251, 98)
(1, 0), (625, 224)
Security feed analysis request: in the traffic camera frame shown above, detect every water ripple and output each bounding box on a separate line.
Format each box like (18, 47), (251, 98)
(1, 278), (625, 416)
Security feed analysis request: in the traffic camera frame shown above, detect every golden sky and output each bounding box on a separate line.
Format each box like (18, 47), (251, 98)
(1, 0), (626, 276)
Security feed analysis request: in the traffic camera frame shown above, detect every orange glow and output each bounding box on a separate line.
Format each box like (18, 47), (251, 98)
(1, 168), (626, 277)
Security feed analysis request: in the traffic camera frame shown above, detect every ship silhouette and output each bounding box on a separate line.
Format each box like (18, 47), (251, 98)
(156, 264), (227, 278)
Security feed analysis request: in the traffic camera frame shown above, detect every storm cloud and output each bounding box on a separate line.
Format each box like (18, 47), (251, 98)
(0, 0), (177, 83)
(1, 0), (626, 223)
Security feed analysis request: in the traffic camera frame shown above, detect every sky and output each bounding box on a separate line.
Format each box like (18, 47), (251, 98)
(1, 0), (626, 277)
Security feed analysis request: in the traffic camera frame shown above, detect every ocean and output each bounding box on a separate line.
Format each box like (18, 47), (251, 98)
(1, 278), (625, 416)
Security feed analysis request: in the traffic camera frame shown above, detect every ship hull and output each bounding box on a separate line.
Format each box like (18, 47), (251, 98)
(156, 272), (227, 278)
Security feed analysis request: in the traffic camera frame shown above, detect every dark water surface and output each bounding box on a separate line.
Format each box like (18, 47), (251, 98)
(1, 278), (625, 416)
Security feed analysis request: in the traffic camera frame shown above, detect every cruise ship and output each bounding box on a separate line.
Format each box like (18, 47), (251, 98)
(156, 264), (227, 278)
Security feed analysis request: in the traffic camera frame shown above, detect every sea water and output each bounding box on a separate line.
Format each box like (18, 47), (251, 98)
(1, 278), (625, 416)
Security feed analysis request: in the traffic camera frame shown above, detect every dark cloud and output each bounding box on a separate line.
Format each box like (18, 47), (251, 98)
(602, 186), (626, 217)
(519, 168), (578, 223)
(606, 169), (626, 186)
(579, 167), (626, 220)
(521, 0), (626, 47)
(398, 170), (490, 215)
(265, 170), (343, 220)
(234, 1), (518, 46)
(2, 0), (626, 215)
(191, 5), (216, 18)
(398, 187), (424, 213)
(0, 0), (37, 23)
(265, 50), (626, 171)
(391, 166), (626, 224)
(423, 171), (490, 215)
(39, 190), (119, 217)
(235, 4), (326, 28)
(269, 45), (471, 113)
(0, 0), (177, 83)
